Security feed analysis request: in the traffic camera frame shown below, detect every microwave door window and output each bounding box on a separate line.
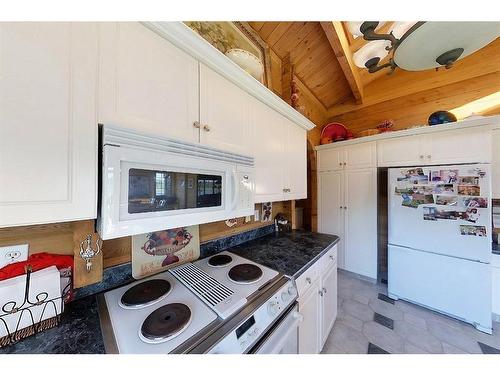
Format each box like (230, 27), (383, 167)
(128, 169), (222, 214)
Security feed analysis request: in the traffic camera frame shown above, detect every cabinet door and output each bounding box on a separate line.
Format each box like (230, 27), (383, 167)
(317, 148), (344, 172)
(318, 171), (345, 269)
(377, 136), (422, 167)
(285, 119), (307, 200)
(344, 168), (377, 279)
(298, 280), (321, 354)
(0, 23), (98, 227)
(199, 64), (251, 155)
(320, 262), (338, 350)
(421, 128), (491, 165)
(493, 130), (500, 199)
(251, 99), (285, 203)
(344, 142), (376, 169)
(99, 23), (199, 143)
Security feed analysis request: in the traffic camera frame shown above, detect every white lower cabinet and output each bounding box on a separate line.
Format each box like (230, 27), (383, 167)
(297, 245), (338, 354)
(297, 277), (321, 354)
(492, 255), (500, 318)
(0, 22), (99, 227)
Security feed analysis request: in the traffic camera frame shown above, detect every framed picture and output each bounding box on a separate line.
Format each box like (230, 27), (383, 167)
(184, 21), (273, 88)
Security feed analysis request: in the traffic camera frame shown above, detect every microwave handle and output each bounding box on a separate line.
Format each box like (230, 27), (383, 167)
(230, 170), (239, 211)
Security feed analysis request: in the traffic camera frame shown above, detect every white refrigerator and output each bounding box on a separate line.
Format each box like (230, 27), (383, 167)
(388, 163), (492, 333)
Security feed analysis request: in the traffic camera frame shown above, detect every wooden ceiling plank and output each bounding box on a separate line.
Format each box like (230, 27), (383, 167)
(266, 22), (294, 47)
(272, 22), (316, 59)
(258, 22), (282, 40)
(248, 22), (266, 32)
(321, 21), (364, 103)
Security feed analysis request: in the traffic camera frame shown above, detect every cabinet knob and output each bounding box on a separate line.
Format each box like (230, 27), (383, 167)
(306, 277), (312, 284)
(203, 124), (211, 132)
(193, 121), (201, 129)
(419, 155), (424, 159)
(427, 155), (431, 159)
(339, 206), (343, 209)
(318, 290), (324, 297)
(329, 255), (334, 260)
(344, 206), (347, 210)
(339, 162), (342, 166)
(343, 162), (347, 166)
(322, 287), (327, 294)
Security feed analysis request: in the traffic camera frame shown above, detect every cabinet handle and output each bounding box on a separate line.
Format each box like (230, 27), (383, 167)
(306, 277), (312, 284)
(318, 290), (324, 297)
(322, 287), (327, 294)
(203, 124), (211, 132)
(193, 121), (201, 129)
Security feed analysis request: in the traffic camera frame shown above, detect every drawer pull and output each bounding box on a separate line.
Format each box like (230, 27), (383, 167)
(306, 277), (312, 284)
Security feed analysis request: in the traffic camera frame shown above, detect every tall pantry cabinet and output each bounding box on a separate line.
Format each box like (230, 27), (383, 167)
(317, 142), (377, 279)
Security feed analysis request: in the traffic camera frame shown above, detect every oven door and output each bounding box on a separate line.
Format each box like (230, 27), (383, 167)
(99, 145), (238, 239)
(251, 303), (302, 354)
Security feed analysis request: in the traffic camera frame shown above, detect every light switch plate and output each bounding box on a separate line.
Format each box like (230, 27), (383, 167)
(0, 244), (29, 269)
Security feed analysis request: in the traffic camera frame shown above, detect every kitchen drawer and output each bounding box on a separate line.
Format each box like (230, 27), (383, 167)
(296, 260), (320, 297)
(319, 245), (338, 273)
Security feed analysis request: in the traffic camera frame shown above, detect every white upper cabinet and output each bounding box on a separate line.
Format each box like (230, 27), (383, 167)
(199, 64), (251, 155)
(284, 118), (307, 200)
(318, 142), (376, 171)
(377, 136), (422, 167)
(420, 127), (491, 165)
(0, 23), (99, 227)
(98, 22), (200, 143)
(344, 142), (377, 169)
(378, 127), (491, 167)
(251, 98), (285, 203)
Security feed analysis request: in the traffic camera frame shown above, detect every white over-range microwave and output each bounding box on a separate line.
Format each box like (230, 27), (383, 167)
(98, 125), (255, 240)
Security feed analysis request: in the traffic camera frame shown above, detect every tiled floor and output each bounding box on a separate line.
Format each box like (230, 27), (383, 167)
(321, 270), (500, 354)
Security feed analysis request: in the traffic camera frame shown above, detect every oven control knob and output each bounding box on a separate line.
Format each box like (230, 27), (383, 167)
(267, 301), (279, 316)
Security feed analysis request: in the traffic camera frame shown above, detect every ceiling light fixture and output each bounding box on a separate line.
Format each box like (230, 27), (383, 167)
(350, 21), (499, 74)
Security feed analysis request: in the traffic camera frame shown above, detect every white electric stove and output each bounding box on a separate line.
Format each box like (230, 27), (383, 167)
(101, 251), (297, 354)
(103, 271), (217, 354)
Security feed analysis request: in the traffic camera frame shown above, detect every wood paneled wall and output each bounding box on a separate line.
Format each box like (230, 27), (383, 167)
(329, 71), (500, 135)
(0, 202), (290, 272)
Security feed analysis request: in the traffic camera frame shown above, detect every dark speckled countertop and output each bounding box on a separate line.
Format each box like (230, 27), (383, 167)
(1, 230), (337, 354)
(0, 295), (104, 354)
(229, 230), (340, 278)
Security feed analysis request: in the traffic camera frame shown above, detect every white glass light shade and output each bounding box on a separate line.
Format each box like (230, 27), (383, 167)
(394, 22), (500, 71)
(353, 39), (391, 68)
(346, 21), (386, 37)
(390, 21), (417, 39)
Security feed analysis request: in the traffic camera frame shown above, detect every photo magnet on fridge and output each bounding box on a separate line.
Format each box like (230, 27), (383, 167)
(458, 185), (480, 196)
(459, 225), (487, 237)
(463, 197), (488, 208)
(439, 169), (459, 184)
(435, 195), (458, 206)
(459, 176), (479, 185)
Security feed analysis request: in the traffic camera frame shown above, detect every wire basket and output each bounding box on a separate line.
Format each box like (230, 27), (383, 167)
(0, 266), (69, 348)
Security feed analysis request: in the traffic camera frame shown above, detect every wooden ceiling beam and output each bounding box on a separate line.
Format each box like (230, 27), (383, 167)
(327, 37), (500, 117)
(321, 21), (364, 104)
